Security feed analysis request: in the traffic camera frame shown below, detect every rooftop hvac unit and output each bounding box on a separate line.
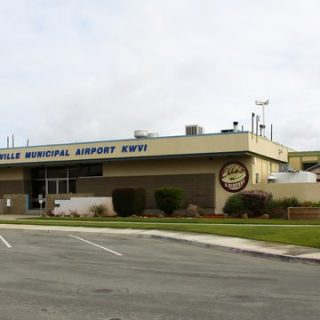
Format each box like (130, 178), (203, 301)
(134, 130), (149, 139)
(147, 132), (159, 138)
(185, 125), (204, 136)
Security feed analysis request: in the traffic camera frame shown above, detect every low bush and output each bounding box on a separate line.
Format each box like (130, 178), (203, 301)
(280, 197), (300, 208)
(312, 201), (320, 207)
(223, 190), (272, 218)
(112, 188), (146, 217)
(265, 199), (287, 219)
(222, 194), (246, 217)
(89, 204), (107, 217)
(154, 187), (183, 215)
(69, 209), (80, 218)
(241, 190), (272, 217)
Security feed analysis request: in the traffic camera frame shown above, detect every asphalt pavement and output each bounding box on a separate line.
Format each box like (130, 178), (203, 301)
(1, 218), (320, 264)
(0, 229), (320, 320)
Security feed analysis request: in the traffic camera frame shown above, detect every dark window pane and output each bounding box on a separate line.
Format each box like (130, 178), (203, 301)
(69, 179), (76, 193)
(48, 181), (57, 194)
(80, 164), (102, 177)
(47, 167), (67, 178)
(58, 180), (68, 194)
(32, 168), (45, 179)
(32, 180), (46, 198)
(302, 162), (318, 170)
(69, 166), (80, 178)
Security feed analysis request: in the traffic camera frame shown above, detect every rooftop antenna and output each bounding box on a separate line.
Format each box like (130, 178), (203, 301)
(255, 99), (269, 137)
(255, 115), (260, 142)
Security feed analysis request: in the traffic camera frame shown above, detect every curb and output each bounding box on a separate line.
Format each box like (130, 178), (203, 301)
(145, 234), (320, 265)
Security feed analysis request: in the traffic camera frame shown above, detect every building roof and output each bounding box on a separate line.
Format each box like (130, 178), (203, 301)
(0, 132), (289, 167)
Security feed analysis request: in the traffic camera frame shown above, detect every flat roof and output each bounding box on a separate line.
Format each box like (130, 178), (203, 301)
(0, 132), (289, 166)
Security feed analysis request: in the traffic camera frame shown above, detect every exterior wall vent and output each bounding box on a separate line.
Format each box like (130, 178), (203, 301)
(185, 125), (204, 136)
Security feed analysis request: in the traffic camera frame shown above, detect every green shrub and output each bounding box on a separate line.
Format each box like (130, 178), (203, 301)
(223, 190), (272, 218)
(222, 194), (245, 217)
(264, 199), (287, 219)
(133, 188), (146, 215)
(280, 197), (300, 208)
(154, 187), (183, 215)
(88, 204), (107, 217)
(301, 201), (314, 207)
(312, 201), (320, 207)
(241, 190), (272, 217)
(112, 188), (146, 217)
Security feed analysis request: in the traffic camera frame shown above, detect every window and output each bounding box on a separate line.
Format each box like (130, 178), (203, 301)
(47, 167), (68, 179)
(80, 164), (102, 177)
(302, 162), (317, 170)
(31, 167), (45, 179)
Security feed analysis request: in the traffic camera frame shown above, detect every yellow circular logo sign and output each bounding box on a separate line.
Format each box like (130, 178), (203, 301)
(219, 162), (249, 192)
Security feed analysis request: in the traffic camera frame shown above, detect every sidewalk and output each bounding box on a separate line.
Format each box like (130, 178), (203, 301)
(1, 221), (320, 264)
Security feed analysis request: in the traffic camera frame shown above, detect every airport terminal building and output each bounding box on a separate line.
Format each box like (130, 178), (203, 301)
(0, 125), (290, 214)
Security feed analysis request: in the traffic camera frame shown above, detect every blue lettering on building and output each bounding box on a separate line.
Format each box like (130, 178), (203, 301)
(0, 143), (147, 162)
(75, 145), (116, 156)
(0, 152), (21, 160)
(25, 149), (70, 159)
(121, 144), (148, 153)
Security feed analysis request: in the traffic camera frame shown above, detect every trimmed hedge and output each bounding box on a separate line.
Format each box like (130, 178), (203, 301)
(222, 194), (245, 216)
(112, 188), (146, 217)
(223, 190), (272, 217)
(154, 187), (183, 215)
(241, 190), (272, 217)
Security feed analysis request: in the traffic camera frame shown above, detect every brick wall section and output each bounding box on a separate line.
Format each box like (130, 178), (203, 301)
(77, 174), (215, 208)
(0, 181), (25, 198)
(2, 194), (27, 214)
(288, 207), (320, 219)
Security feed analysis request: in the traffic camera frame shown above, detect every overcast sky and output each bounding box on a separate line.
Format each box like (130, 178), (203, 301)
(0, 0), (319, 150)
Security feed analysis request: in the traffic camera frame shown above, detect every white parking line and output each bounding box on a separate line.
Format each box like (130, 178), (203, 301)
(0, 235), (12, 248)
(68, 234), (123, 256)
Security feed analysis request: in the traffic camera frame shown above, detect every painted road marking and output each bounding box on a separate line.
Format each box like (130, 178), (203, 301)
(0, 235), (12, 248)
(68, 234), (123, 256)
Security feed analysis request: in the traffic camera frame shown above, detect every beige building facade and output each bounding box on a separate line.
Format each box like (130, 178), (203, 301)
(0, 131), (290, 214)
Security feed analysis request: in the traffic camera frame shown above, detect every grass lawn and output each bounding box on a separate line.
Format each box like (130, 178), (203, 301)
(21, 216), (320, 225)
(1, 217), (320, 248)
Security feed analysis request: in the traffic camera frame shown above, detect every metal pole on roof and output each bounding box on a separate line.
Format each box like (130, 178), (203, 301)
(255, 99), (269, 137)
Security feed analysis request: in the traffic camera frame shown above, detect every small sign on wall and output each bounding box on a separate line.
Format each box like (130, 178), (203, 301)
(6, 199), (11, 207)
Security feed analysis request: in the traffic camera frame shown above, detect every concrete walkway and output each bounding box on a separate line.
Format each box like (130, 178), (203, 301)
(0, 216), (320, 264)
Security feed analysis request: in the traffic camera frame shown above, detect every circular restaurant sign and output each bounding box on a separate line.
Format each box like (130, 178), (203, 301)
(219, 162), (249, 192)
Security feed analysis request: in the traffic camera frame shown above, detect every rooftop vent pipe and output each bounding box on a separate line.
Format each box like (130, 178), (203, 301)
(233, 121), (239, 132)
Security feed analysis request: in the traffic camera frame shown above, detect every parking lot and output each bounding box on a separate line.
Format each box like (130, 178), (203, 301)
(1, 229), (320, 320)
